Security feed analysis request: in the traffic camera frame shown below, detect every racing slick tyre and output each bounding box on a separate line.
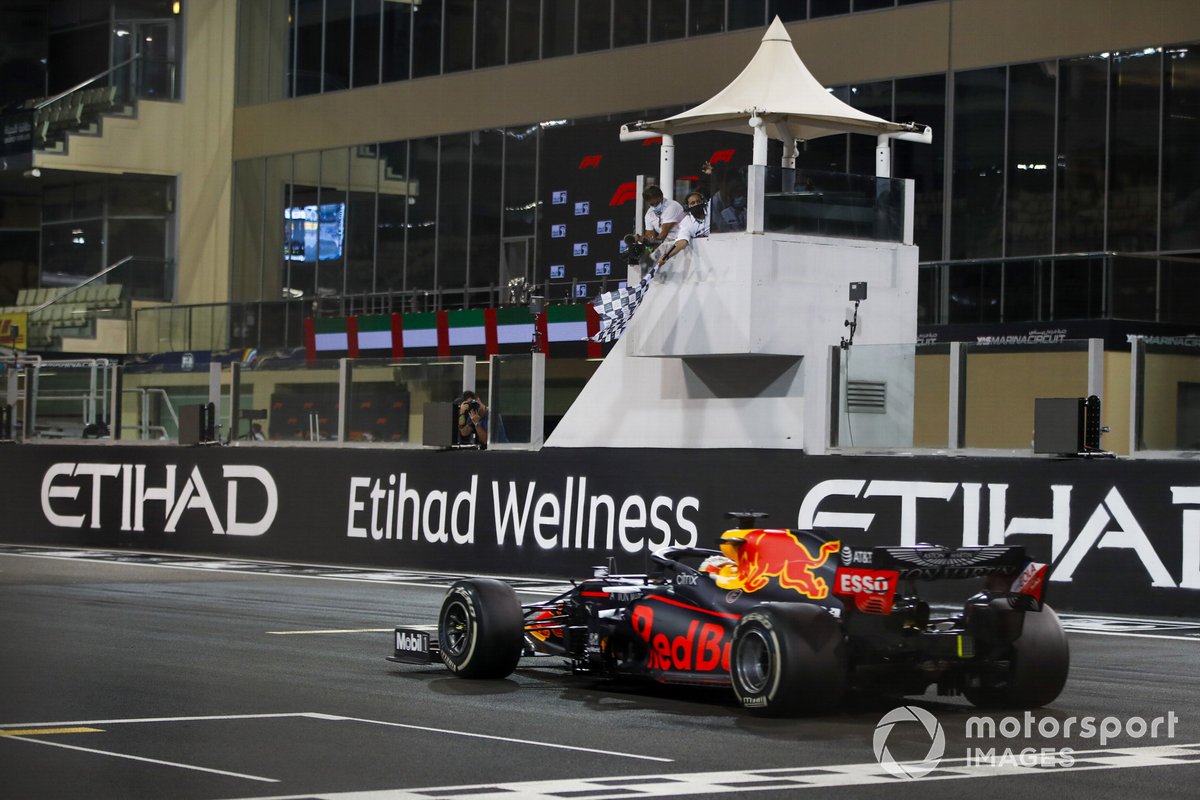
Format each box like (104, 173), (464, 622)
(438, 578), (524, 679)
(730, 603), (847, 716)
(964, 604), (1069, 709)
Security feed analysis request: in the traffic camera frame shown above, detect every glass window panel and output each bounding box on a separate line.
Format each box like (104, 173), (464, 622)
(266, 154), (293, 302)
(1163, 44), (1200, 251)
(503, 124), (538, 238)
(345, 169), (378, 297)
(690, 0), (724, 37)
(854, 0), (894, 11)
(74, 180), (104, 219)
(286, 151), (321, 297)
(542, 0), (574, 58)
(381, 0), (412, 82)
(438, 133), (470, 299)
(316, 147), (349, 297)
(1001, 259), (1037, 321)
(578, 1), (611, 53)
(471, 129), (504, 292)
(1108, 49), (1161, 253)
(614, 0), (648, 47)
(950, 67), (1005, 260)
(376, 141), (409, 293)
(507, 0), (540, 62)
(947, 262), (1001, 323)
(292, 0), (324, 96)
(324, 0), (353, 91)
(1044, 256), (1104, 319)
(731, 0), (768, 29)
(1006, 61), (1056, 257)
(108, 176), (171, 216)
(810, 0), (850, 18)
(847, 81), (891, 176)
(352, 0), (382, 87)
(412, 0), (444, 77)
(1161, 257), (1200, 324)
(444, 0), (474, 73)
(650, 0), (685, 42)
(1056, 55), (1108, 253)
(476, 0), (506, 68)
(894, 73), (945, 261)
(1110, 254), (1157, 321)
(766, 0), (806, 22)
(407, 137), (440, 292)
(42, 220), (103, 285)
(43, 184), (74, 223)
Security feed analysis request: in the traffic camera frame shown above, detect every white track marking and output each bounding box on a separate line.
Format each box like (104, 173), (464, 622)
(314, 714), (673, 763)
(0, 712), (323, 729)
(267, 628), (393, 635)
(219, 742), (1200, 799)
(1061, 629), (1200, 643)
(3, 736), (278, 783)
(0, 712), (669, 766)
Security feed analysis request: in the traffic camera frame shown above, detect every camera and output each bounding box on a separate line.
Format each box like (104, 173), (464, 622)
(622, 234), (646, 265)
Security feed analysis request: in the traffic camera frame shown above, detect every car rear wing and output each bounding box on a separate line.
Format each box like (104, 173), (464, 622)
(847, 544), (1032, 580)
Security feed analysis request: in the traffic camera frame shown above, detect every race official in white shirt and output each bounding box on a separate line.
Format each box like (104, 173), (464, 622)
(656, 191), (710, 266)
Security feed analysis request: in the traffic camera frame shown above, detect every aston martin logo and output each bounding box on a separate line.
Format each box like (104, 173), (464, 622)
(885, 546), (1012, 568)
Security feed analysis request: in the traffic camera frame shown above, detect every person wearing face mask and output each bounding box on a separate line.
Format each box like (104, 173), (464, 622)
(657, 191), (710, 266)
(638, 185), (686, 254)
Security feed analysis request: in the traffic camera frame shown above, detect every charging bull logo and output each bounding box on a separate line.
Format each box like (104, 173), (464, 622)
(721, 530), (840, 598)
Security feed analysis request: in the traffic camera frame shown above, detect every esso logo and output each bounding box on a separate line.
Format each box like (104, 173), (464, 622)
(835, 568), (898, 596)
(838, 572), (889, 594)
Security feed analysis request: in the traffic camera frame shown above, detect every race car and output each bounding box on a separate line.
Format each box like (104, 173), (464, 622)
(388, 514), (1068, 716)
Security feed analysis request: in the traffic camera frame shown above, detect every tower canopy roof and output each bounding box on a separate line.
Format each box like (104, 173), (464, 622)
(627, 17), (927, 142)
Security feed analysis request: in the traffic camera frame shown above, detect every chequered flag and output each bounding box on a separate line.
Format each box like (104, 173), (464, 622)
(591, 262), (660, 343)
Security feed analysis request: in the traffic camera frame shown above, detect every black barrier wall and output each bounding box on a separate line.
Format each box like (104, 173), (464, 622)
(3, 444), (1199, 617)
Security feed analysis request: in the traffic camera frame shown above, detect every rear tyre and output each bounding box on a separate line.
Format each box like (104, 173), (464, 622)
(964, 604), (1069, 709)
(438, 578), (524, 679)
(729, 603), (846, 716)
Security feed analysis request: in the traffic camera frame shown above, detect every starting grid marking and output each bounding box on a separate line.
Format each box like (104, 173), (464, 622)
(0, 544), (572, 595)
(0, 712), (669, 787)
(223, 742), (1200, 800)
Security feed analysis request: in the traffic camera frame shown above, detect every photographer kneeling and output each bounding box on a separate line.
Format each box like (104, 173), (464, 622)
(456, 391), (489, 448)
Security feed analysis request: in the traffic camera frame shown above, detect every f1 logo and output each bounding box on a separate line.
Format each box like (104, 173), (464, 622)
(709, 149), (735, 165)
(579, 154), (603, 169)
(608, 181), (637, 206)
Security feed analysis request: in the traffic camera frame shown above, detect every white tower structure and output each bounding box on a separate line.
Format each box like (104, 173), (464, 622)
(546, 18), (932, 454)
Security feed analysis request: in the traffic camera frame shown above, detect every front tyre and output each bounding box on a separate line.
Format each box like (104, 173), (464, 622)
(965, 603), (1069, 709)
(730, 603), (846, 716)
(438, 578), (524, 679)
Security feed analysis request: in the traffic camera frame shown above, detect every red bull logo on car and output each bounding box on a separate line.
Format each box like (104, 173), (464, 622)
(719, 529), (840, 598)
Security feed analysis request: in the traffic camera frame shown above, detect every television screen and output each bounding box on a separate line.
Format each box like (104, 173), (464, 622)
(284, 203), (345, 262)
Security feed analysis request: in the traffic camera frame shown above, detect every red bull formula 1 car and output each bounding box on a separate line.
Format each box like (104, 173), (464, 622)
(388, 514), (1068, 716)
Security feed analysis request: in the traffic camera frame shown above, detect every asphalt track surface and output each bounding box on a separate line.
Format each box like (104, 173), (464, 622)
(2, 547), (1199, 800)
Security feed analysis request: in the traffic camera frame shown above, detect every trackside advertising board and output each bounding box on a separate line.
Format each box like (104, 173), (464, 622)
(3, 445), (1199, 616)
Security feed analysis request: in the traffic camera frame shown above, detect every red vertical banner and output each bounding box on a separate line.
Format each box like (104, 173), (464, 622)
(484, 307), (498, 358)
(536, 311), (549, 356)
(304, 317), (316, 363)
(585, 303), (602, 359)
(390, 312), (404, 359)
(346, 316), (360, 359)
(436, 310), (450, 358)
